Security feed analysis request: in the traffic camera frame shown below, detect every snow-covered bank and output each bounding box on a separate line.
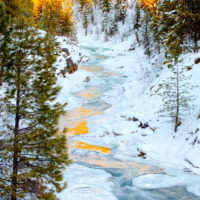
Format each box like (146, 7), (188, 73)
(57, 32), (200, 199)
(75, 34), (200, 173)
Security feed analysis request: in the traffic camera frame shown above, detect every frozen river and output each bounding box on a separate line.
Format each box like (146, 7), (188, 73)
(59, 45), (200, 200)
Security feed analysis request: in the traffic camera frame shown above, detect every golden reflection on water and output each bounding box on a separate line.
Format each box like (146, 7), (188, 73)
(59, 107), (102, 136)
(81, 66), (103, 73)
(102, 72), (120, 76)
(59, 65), (119, 154)
(81, 65), (119, 77)
(71, 154), (162, 173)
(67, 120), (88, 136)
(80, 87), (100, 99)
(76, 141), (111, 154)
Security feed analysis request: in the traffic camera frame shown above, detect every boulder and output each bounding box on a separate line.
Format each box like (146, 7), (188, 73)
(83, 76), (90, 82)
(68, 64), (78, 74)
(66, 57), (78, 74)
(194, 57), (200, 64)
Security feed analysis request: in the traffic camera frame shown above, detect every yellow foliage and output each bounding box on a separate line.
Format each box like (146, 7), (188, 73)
(138, 0), (158, 12)
(33, 0), (74, 23)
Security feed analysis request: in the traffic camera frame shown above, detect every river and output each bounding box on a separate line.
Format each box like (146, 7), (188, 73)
(59, 45), (200, 200)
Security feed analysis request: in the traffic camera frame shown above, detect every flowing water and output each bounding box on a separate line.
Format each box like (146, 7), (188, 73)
(60, 46), (200, 200)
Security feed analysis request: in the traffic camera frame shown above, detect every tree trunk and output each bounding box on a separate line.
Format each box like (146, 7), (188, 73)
(11, 66), (21, 200)
(174, 63), (179, 133)
(194, 28), (198, 52)
(135, 31), (140, 45)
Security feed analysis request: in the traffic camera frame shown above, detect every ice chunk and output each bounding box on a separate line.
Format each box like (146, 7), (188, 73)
(187, 184), (200, 197)
(132, 174), (183, 189)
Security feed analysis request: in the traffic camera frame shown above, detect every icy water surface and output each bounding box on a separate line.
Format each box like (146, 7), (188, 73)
(60, 46), (200, 200)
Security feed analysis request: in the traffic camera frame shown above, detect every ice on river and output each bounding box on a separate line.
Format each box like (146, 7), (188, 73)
(132, 174), (183, 189)
(58, 164), (117, 200)
(187, 184), (200, 197)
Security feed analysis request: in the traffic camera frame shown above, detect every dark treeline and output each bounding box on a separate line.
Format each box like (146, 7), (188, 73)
(135, 0), (200, 132)
(135, 0), (200, 59)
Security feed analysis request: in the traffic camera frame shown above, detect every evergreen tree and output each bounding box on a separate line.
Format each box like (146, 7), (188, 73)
(141, 8), (151, 57)
(0, 2), (10, 33)
(2, 0), (34, 24)
(114, 0), (127, 24)
(0, 22), (71, 199)
(179, 0), (200, 51)
(101, 0), (111, 13)
(79, 0), (87, 12)
(1, 0), (19, 17)
(150, 12), (161, 54)
(158, 62), (193, 132)
(82, 6), (89, 35)
(78, 0), (92, 35)
(156, 0), (200, 55)
(134, 2), (141, 30)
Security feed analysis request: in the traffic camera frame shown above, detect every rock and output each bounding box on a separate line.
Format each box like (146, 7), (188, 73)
(60, 69), (66, 77)
(62, 48), (70, 56)
(68, 64), (78, 74)
(132, 117), (139, 122)
(141, 134), (147, 137)
(113, 131), (122, 136)
(137, 151), (146, 159)
(66, 57), (74, 67)
(194, 57), (200, 64)
(83, 76), (90, 82)
(128, 116), (139, 122)
(66, 57), (78, 74)
(128, 45), (135, 51)
(138, 122), (149, 129)
(186, 66), (192, 71)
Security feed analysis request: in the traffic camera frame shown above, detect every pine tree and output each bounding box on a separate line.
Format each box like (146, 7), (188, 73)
(179, 0), (200, 51)
(0, 2), (10, 33)
(0, 2), (10, 86)
(78, 0), (92, 36)
(134, 2), (141, 30)
(114, 0), (127, 24)
(1, 0), (19, 17)
(0, 21), (71, 199)
(101, 0), (111, 13)
(2, 0), (34, 23)
(150, 11), (161, 54)
(142, 8), (151, 57)
(82, 7), (89, 35)
(158, 61), (193, 132)
(156, 0), (200, 55)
